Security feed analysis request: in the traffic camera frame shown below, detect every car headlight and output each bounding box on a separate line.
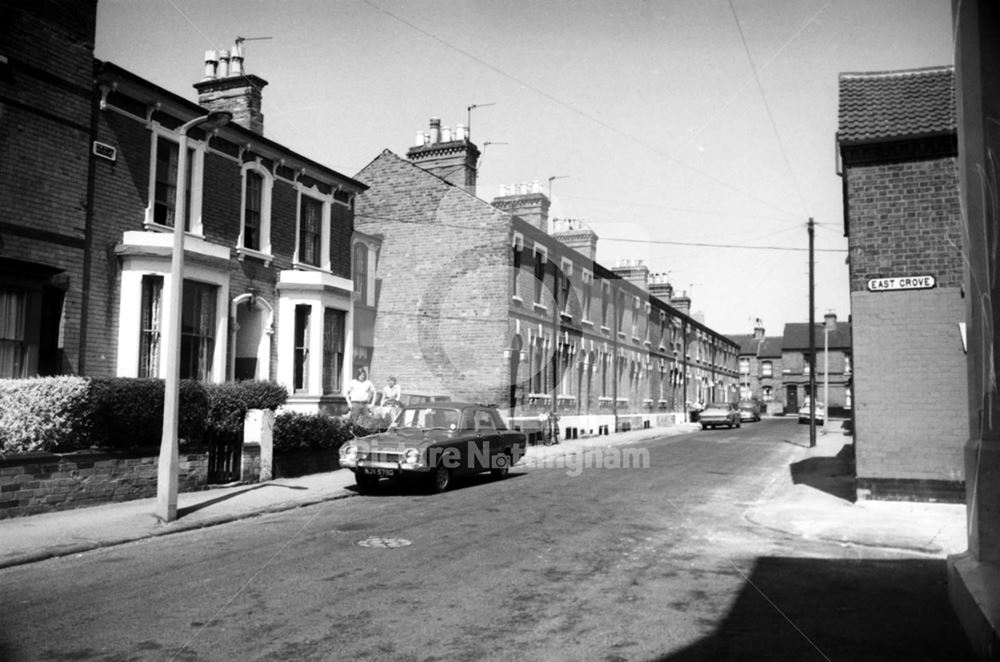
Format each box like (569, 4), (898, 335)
(343, 445), (359, 461)
(403, 448), (421, 465)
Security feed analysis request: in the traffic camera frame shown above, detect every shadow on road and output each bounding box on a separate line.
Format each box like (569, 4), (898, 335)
(657, 556), (974, 661)
(177, 483), (308, 517)
(789, 443), (857, 503)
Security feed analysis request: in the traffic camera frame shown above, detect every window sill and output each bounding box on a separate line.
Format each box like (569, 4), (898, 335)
(292, 261), (329, 273)
(600, 326), (611, 334)
(236, 246), (273, 267)
(532, 303), (548, 313)
(559, 311), (573, 321)
(143, 220), (203, 239)
(511, 295), (523, 305)
(581, 319), (594, 327)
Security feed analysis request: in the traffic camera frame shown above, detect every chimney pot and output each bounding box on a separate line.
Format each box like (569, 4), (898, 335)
(455, 124), (467, 141)
(429, 117), (441, 143)
(218, 49), (230, 77)
(441, 125), (452, 142)
(230, 40), (245, 76)
(202, 50), (218, 80)
(415, 131), (425, 147)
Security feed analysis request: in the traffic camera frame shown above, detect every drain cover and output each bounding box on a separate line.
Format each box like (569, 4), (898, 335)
(356, 536), (412, 548)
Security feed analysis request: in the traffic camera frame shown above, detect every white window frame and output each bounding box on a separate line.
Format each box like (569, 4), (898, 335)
(145, 122), (208, 236)
(237, 160), (274, 265)
(511, 232), (524, 301)
(294, 183), (333, 271)
(116, 237), (229, 382)
(581, 269), (593, 323)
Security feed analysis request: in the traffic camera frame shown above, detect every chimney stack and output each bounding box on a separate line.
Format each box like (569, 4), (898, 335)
(491, 182), (551, 232)
(552, 218), (599, 262)
(194, 38), (268, 134)
(611, 259), (650, 291)
(671, 290), (691, 316)
(649, 272), (674, 305)
(406, 116), (481, 195)
(753, 318), (765, 341)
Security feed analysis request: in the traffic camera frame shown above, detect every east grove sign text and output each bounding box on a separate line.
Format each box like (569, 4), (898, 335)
(866, 275), (936, 292)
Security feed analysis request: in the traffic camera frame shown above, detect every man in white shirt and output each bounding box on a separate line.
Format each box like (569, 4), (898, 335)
(345, 367), (375, 422)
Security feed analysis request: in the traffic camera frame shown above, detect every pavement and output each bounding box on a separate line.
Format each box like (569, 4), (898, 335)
(0, 418), (968, 570)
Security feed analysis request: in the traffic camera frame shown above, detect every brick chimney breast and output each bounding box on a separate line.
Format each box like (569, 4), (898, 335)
(194, 39), (268, 134)
(406, 117), (480, 195)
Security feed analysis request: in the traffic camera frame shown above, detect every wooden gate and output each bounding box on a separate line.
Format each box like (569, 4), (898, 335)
(207, 430), (243, 484)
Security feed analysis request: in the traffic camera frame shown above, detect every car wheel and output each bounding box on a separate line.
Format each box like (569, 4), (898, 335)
(491, 453), (511, 480)
(355, 472), (379, 493)
(429, 463), (452, 493)
(736, 420), (741, 428)
(701, 423), (708, 430)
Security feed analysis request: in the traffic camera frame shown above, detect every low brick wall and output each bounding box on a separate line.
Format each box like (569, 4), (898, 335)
(0, 448), (209, 519)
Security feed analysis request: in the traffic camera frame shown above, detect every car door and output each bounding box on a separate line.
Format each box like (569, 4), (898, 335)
(473, 408), (501, 471)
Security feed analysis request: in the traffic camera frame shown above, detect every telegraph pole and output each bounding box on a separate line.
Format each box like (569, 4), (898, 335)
(808, 218), (817, 448)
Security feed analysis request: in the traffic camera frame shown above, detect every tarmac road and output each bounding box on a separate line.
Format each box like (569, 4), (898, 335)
(0, 419), (974, 661)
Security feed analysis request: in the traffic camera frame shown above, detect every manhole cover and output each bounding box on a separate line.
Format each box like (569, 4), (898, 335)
(356, 536), (412, 548)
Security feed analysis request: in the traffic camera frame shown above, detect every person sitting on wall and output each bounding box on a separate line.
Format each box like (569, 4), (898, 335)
(345, 368), (375, 422)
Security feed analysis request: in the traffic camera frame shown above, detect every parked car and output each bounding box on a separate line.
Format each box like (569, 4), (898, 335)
(798, 400), (825, 425)
(339, 402), (527, 493)
(698, 402), (741, 430)
(738, 400), (761, 423)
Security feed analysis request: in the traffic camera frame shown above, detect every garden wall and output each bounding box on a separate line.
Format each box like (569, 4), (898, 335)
(0, 449), (209, 519)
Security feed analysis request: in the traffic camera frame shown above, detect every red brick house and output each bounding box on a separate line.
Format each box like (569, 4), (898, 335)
(355, 121), (739, 436)
(728, 320), (784, 413)
(2, 2), (367, 414)
(837, 66), (966, 501)
(779, 317), (852, 416)
(0, 0), (97, 378)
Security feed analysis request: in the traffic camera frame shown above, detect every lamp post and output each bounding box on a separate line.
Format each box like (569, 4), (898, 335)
(822, 311), (837, 435)
(157, 110), (231, 522)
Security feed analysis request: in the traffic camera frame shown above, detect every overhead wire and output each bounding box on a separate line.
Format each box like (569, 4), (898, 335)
(360, 0), (802, 222)
(727, 0), (811, 217)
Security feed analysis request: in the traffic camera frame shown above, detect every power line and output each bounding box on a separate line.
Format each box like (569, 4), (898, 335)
(361, 0), (801, 221)
(601, 236), (846, 253)
(727, 0), (811, 216)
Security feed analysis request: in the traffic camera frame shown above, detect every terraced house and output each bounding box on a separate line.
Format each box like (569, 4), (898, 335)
(1, 1), (367, 415)
(355, 120), (739, 438)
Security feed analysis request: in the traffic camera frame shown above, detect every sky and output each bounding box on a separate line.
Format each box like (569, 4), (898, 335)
(95, 0), (955, 335)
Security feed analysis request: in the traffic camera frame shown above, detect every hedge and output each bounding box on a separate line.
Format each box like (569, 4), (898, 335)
(0, 377), (93, 453)
(0, 377), (289, 455)
(273, 412), (357, 453)
(204, 381), (288, 437)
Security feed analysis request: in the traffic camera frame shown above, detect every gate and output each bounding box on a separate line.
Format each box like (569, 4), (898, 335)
(207, 430), (243, 484)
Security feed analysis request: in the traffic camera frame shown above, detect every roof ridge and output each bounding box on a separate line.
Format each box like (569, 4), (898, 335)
(839, 65), (954, 80)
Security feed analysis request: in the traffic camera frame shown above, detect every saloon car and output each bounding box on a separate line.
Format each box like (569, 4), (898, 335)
(798, 400), (826, 425)
(699, 402), (741, 430)
(738, 400), (761, 423)
(339, 402), (527, 493)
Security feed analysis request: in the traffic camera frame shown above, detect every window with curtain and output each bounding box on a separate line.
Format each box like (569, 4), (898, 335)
(243, 171), (262, 250)
(299, 197), (322, 267)
(153, 136), (193, 229)
(323, 308), (345, 395)
(138, 275), (163, 378)
(180, 280), (216, 381)
(0, 289), (27, 378)
(294, 304), (311, 392)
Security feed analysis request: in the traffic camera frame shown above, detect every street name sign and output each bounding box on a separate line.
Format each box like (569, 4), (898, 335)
(866, 275), (936, 292)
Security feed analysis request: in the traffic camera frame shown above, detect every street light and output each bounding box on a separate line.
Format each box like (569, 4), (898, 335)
(157, 110), (231, 522)
(822, 311), (837, 435)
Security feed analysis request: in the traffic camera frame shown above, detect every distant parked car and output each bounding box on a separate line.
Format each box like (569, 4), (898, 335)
(339, 402), (527, 493)
(699, 402), (741, 430)
(798, 400), (825, 425)
(738, 401), (761, 423)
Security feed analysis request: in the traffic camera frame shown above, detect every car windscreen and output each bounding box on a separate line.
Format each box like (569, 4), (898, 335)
(393, 407), (462, 430)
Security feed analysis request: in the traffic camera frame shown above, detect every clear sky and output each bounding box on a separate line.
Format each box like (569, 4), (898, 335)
(95, 0), (954, 335)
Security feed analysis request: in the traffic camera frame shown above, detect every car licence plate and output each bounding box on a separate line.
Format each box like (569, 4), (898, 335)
(363, 468), (396, 477)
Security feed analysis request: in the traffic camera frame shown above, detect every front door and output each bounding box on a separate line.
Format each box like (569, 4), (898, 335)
(785, 385), (798, 415)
